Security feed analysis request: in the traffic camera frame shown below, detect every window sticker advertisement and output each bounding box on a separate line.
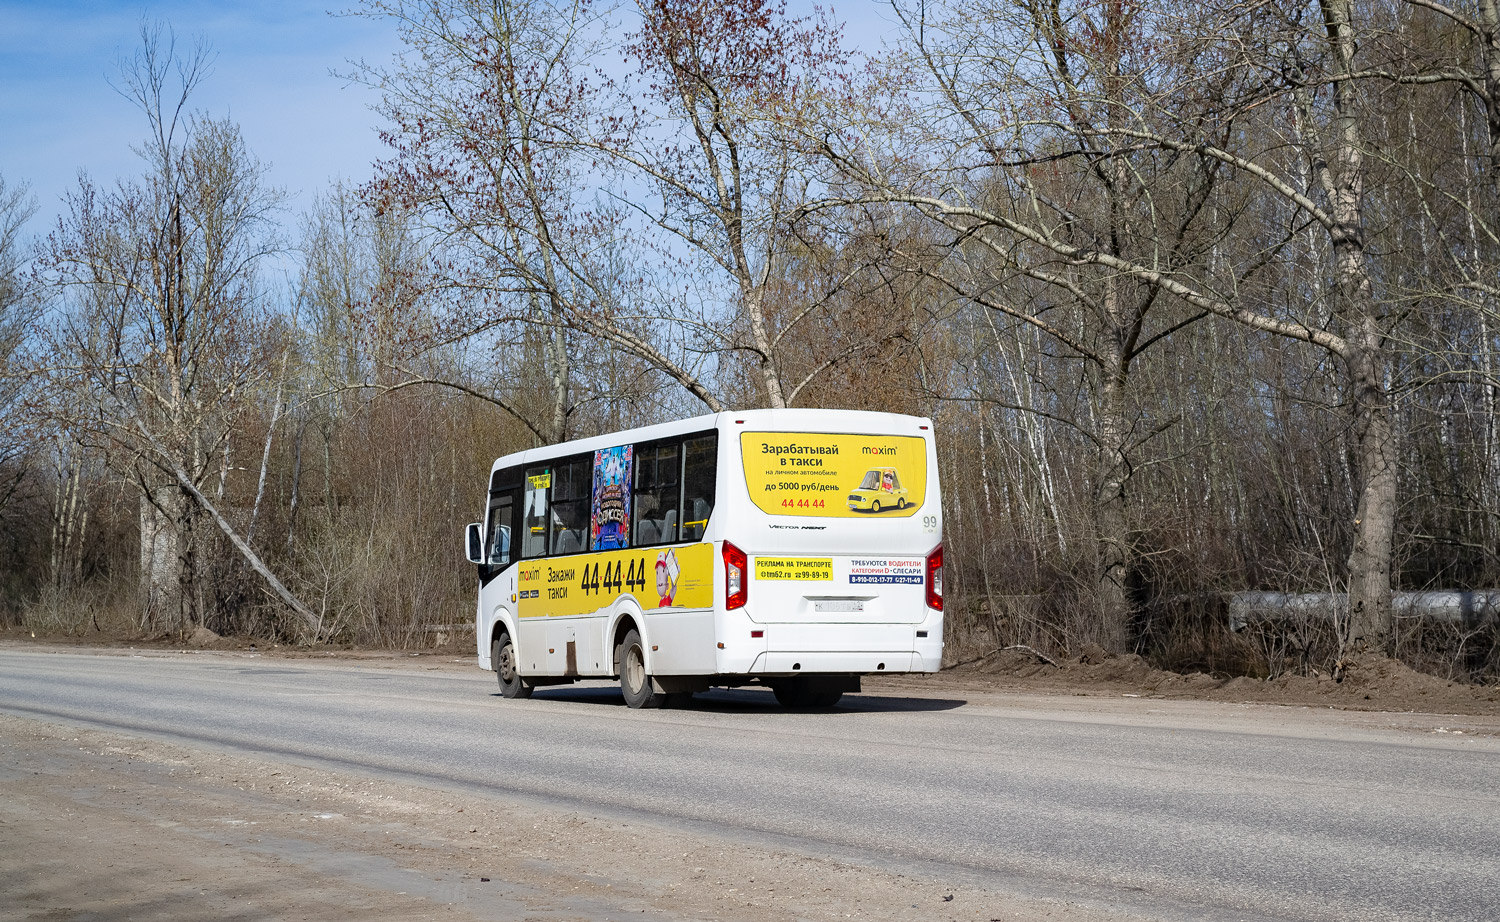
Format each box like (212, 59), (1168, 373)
(517, 543), (714, 617)
(590, 446), (633, 550)
(740, 432), (927, 517)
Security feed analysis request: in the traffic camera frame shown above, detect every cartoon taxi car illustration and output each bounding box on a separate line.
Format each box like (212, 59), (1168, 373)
(847, 467), (909, 512)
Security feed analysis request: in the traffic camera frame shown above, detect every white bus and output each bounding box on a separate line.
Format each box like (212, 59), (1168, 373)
(463, 409), (943, 708)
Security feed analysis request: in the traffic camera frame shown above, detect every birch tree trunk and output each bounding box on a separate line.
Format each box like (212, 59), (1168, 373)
(1315, 0), (1395, 654)
(138, 482), (182, 631)
(1477, 1), (1500, 177)
(1093, 361), (1132, 651)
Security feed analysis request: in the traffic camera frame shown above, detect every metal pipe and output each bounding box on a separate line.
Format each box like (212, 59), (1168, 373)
(1229, 591), (1500, 631)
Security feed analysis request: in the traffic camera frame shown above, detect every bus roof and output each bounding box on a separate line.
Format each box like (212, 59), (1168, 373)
(487, 408), (933, 476)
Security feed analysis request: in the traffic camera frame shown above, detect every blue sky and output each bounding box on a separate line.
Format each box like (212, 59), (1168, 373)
(0, 1), (394, 240)
(1, 1), (895, 252)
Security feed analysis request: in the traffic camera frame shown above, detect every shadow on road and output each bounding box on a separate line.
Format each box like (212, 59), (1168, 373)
(500, 685), (967, 713)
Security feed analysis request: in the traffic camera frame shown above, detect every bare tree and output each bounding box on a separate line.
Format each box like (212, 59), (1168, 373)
(41, 23), (315, 634)
(1388, 0), (1500, 571)
(815, 0), (1500, 660)
(0, 173), (38, 475)
(815, 0), (1253, 648)
(609, 0), (859, 409)
(0, 173), (47, 613)
(354, 0), (724, 440)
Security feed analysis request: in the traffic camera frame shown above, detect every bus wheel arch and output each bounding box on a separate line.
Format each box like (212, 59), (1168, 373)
(610, 611), (643, 677)
(489, 611), (519, 661)
(612, 610), (666, 709)
(491, 631), (533, 700)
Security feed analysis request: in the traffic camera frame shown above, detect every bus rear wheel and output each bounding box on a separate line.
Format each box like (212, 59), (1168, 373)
(493, 635), (533, 699)
(618, 629), (666, 708)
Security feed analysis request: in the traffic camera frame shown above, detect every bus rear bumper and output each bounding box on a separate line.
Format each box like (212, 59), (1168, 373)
(738, 621), (943, 674)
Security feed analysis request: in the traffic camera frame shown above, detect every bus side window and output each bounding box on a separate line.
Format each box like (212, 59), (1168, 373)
(486, 495), (514, 567)
(522, 466), (550, 558)
(633, 442), (679, 546)
(680, 434), (717, 542)
(550, 457), (589, 555)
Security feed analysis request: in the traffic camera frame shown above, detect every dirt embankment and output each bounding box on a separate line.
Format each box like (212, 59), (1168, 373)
(919, 642), (1500, 716)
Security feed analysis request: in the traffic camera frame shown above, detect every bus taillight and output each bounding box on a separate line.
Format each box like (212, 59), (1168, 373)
(723, 541), (748, 610)
(925, 544), (943, 611)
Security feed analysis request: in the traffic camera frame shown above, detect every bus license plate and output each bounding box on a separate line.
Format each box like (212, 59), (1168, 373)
(814, 599), (865, 613)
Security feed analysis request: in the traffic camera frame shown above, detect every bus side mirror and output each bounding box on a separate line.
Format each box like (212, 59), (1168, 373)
(465, 522), (484, 564)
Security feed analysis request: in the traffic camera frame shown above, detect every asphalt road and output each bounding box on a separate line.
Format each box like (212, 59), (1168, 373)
(2, 648), (1497, 922)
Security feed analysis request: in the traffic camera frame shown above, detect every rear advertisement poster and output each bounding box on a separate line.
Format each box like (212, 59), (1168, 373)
(740, 432), (927, 518)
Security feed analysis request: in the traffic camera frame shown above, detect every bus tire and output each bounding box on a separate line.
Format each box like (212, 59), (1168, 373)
(618, 629), (666, 708)
(493, 635), (533, 699)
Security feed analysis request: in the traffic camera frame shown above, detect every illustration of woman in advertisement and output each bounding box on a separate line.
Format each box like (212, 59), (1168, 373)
(656, 549), (680, 607)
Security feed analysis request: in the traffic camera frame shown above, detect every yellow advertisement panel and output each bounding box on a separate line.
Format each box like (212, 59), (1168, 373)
(516, 542), (714, 618)
(741, 432), (927, 517)
(756, 557), (833, 581)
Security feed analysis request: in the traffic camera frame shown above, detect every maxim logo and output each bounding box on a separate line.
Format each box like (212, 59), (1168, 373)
(862, 445), (897, 455)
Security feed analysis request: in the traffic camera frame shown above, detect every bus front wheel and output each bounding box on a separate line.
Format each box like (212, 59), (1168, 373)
(493, 635), (533, 699)
(618, 629), (666, 708)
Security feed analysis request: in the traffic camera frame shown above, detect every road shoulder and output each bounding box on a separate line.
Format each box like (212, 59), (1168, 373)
(1, 712), (1153, 922)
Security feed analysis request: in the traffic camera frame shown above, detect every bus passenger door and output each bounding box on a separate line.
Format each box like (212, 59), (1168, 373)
(484, 494), (517, 576)
(483, 491), (519, 659)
